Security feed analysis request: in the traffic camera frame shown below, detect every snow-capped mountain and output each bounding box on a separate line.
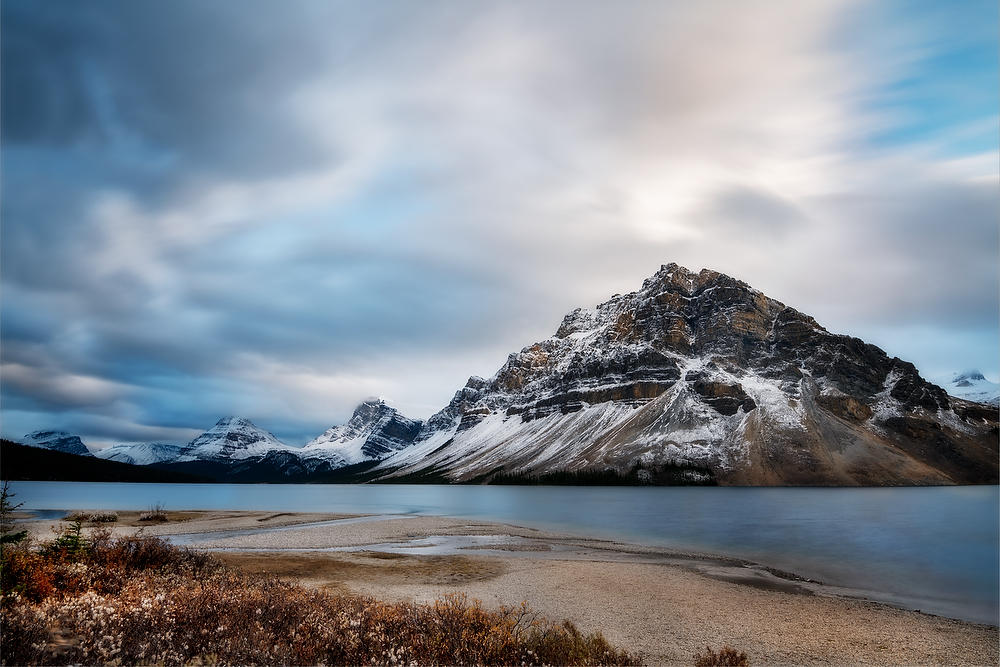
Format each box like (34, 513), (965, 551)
(374, 263), (998, 486)
(302, 398), (422, 469)
(95, 442), (185, 466)
(18, 263), (996, 486)
(934, 370), (1000, 406)
(176, 417), (293, 462)
(21, 431), (92, 457)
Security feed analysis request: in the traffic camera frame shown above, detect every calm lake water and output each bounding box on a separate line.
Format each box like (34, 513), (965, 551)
(9, 482), (998, 625)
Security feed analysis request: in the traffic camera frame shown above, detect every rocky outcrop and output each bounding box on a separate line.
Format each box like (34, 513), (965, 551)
(377, 263), (998, 485)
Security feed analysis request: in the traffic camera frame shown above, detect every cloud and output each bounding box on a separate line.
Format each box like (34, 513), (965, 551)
(2, 0), (996, 444)
(699, 186), (806, 240)
(2, 363), (127, 409)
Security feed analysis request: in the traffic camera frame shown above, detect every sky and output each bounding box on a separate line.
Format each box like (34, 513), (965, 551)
(2, 0), (997, 448)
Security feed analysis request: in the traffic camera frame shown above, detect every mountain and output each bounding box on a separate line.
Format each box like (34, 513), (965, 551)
(374, 263), (998, 486)
(934, 370), (1000, 406)
(21, 431), (92, 457)
(150, 407), (421, 482)
(176, 416), (292, 463)
(1, 440), (208, 483)
(302, 398), (423, 469)
(95, 442), (185, 466)
(18, 263), (997, 486)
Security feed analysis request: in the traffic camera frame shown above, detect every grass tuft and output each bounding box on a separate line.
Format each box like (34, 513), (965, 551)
(694, 645), (750, 666)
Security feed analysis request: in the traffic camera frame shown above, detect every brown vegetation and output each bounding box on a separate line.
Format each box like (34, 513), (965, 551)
(218, 551), (507, 594)
(694, 645), (750, 666)
(137, 504), (168, 523)
(65, 512), (119, 524)
(1, 527), (640, 665)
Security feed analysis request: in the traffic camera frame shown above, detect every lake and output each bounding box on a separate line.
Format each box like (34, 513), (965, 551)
(8, 481), (998, 625)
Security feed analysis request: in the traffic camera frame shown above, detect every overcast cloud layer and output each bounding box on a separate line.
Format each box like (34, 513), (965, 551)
(2, 0), (997, 447)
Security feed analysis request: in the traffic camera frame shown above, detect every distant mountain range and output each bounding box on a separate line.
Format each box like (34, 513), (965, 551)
(932, 370), (1000, 406)
(14, 264), (998, 486)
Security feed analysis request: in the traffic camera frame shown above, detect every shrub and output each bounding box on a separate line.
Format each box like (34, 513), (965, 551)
(138, 504), (167, 522)
(0, 545), (56, 602)
(1, 533), (640, 665)
(66, 512), (118, 524)
(43, 519), (89, 561)
(694, 645), (750, 666)
(3, 527), (216, 605)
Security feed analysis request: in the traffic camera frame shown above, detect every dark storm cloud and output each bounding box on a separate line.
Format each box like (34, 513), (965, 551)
(2, 1), (339, 178)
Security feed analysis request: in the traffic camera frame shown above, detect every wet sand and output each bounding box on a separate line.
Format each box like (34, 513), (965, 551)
(23, 510), (1000, 665)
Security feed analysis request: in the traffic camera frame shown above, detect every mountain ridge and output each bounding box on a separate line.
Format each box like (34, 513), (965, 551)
(372, 263), (997, 485)
(16, 263), (998, 485)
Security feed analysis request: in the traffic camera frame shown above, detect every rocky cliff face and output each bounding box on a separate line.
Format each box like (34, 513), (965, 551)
(378, 263), (998, 485)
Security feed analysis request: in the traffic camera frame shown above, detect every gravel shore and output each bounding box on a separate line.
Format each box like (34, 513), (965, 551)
(25, 510), (999, 665)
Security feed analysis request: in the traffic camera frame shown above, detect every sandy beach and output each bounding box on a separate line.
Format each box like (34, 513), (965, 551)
(22, 510), (999, 665)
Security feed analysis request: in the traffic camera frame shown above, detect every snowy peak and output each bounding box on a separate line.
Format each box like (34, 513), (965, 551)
(211, 416), (257, 430)
(21, 431), (91, 457)
(178, 416), (289, 462)
(378, 262), (997, 486)
(954, 370), (987, 385)
(304, 398), (422, 465)
(95, 442), (184, 466)
(936, 370), (1000, 406)
(348, 398), (394, 428)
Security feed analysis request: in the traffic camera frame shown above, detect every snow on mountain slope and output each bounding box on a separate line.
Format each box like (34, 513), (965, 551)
(32, 262), (992, 486)
(95, 442), (184, 466)
(377, 263), (998, 486)
(302, 398), (422, 468)
(21, 431), (92, 457)
(934, 370), (1000, 406)
(91, 403), (423, 476)
(177, 417), (293, 462)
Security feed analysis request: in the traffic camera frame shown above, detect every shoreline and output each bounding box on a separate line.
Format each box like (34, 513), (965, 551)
(18, 508), (1000, 665)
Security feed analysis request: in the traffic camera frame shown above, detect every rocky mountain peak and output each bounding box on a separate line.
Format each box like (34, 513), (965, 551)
(178, 416), (287, 462)
(639, 263), (719, 295)
(22, 431), (91, 457)
(954, 370), (987, 385)
(214, 416), (255, 428)
(303, 397), (423, 463)
(383, 262), (997, 486)
(349, 398), (393, 424)
(936, 370), (1000, 406)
